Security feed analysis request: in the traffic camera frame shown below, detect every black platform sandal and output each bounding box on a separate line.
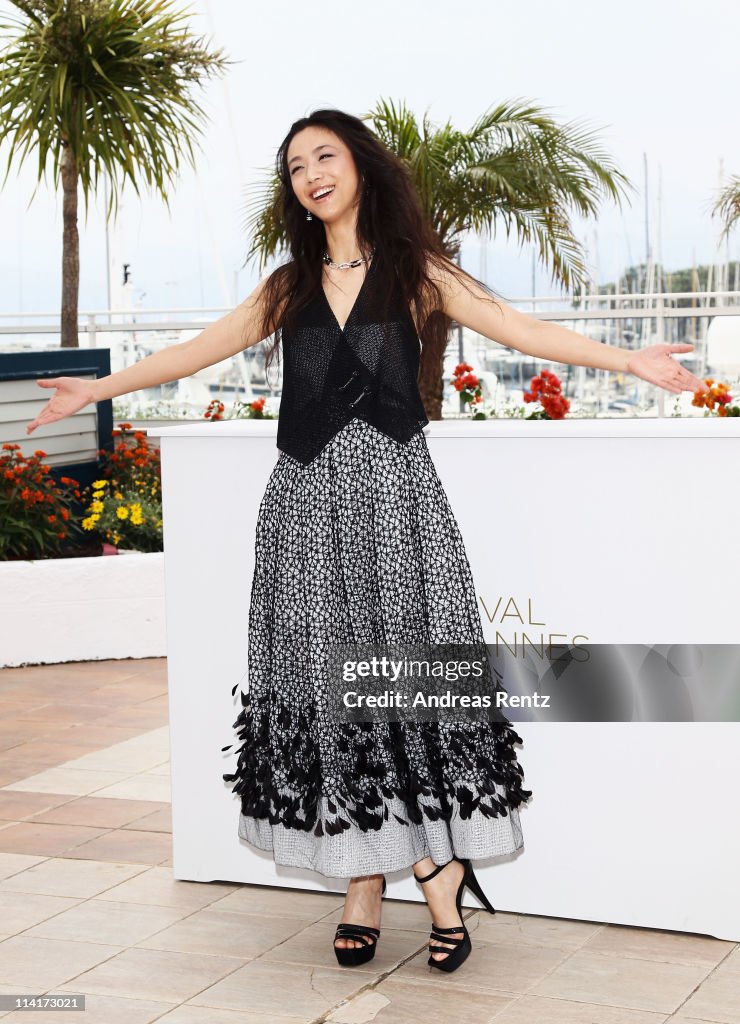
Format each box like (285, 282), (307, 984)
(333, 875), (387, 967)
(414, 856), (496, 972)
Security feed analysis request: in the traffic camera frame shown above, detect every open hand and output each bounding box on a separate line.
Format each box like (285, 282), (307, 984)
(626, 343), (709, 395)
(26, 377), (97, 435)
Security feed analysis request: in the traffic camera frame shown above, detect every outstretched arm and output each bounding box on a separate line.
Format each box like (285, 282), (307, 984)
(26, 277), (274, 435)
(433, 260), (709, 395)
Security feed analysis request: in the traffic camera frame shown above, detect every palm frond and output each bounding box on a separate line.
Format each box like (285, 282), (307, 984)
(710, 175), (740, 242)
(0, 0), (233, 211)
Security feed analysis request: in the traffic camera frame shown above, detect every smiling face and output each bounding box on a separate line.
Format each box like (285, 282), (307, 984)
(286, 125), (362, 224)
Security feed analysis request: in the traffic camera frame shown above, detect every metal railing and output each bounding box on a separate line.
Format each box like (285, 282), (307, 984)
(1, 293), (739, 420)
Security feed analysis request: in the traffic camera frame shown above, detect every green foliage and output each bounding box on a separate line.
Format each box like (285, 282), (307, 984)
(0, 443), (78, 560)
(712, 174), (740, 242)
(79, 424), (163, 551)
(0, 0), (232, 218)
(599, 261), (740, 304)
(243, 96), (634, 292)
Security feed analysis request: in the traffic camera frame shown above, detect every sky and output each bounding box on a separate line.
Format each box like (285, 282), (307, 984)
(1, 0), (739, 318)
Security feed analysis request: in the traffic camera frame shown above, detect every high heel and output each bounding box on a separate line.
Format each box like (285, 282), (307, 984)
(413, 856), (495, 972)
(333, 875), (387, 967)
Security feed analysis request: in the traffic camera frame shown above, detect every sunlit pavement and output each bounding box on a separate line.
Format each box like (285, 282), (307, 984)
(0, 658), (738, 1023)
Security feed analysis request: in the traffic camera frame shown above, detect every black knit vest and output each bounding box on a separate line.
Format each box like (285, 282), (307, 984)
(275, 252), (429, 465)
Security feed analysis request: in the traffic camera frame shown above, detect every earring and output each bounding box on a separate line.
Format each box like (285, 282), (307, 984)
(306, 209), (313, 221)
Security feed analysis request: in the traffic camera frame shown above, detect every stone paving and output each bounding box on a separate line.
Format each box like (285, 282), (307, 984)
(0, 658), (738, 1023)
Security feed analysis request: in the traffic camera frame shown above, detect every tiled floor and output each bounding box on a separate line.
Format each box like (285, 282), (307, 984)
(0, 657), (738, 1023)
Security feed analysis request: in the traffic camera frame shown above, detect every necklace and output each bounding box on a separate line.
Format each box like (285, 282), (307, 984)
(322, 248), (375, 270)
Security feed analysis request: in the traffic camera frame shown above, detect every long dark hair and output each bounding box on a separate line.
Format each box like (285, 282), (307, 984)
(253, 108), (501, 403)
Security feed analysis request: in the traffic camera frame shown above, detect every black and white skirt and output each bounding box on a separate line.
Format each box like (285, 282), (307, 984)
(222, 417), (532, 879)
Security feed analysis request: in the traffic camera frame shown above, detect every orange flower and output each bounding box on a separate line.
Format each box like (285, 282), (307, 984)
(47, 514), (57, 523)
(692, 379), (733, 411)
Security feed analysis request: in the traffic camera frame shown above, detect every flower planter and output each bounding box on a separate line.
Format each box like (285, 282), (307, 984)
(0, 550), (166, 668)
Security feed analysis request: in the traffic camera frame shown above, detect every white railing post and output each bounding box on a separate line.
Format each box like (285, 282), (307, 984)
(656, 296), (665, 417)
(87, 314), (97, 349)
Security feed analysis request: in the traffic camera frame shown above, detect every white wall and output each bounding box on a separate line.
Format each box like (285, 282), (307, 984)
(150, 417), (740, 941)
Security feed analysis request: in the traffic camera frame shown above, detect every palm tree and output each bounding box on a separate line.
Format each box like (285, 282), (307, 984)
(712, 175), (740, 242)
(0, 0), (231, 347)
(245, 97), (635, 418)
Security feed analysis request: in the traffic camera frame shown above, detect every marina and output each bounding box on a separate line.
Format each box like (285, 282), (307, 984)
(2, 282), (739, 423)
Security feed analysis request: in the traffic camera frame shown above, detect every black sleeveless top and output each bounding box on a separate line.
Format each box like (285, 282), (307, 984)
(275, 252), (429, 465)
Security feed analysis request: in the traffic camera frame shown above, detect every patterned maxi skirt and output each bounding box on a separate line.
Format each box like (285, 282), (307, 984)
(222, 417), (532, 879)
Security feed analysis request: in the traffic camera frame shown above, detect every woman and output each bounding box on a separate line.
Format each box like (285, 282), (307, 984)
(26, 108), (706, 975)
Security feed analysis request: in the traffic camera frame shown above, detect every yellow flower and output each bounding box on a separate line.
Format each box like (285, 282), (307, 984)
(113, 533), (121, 544)
(92, 479), (108, 489)
(131, 510), (143, 526)
(92, 490), (104, 500)
(114, 491), (123, 499)
(116, 506), (129, 520)
(81, 517), (95, 530)
(91, 500), (104, 513)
